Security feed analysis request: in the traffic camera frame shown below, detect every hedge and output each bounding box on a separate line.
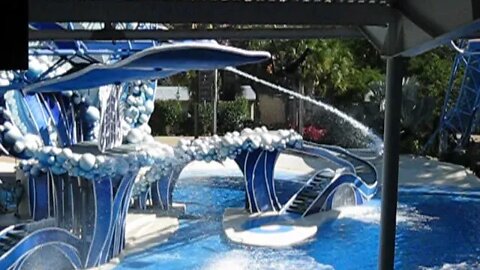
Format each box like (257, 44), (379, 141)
(149, 98), (251, 136)
(149, 100), (184, 135)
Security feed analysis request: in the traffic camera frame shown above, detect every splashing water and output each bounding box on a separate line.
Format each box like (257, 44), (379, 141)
(200, 249), (335, 270)
(337, 201), (438, 231)
(225, 67), (384, 155)
(418, 262), (480, 270)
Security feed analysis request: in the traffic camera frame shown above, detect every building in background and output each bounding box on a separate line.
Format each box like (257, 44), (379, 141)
(240, 85), (256, 121)
(155, 86), (190, 106)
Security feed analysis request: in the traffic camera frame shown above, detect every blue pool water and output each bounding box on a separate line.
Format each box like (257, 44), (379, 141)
(116, 177), (480, 270)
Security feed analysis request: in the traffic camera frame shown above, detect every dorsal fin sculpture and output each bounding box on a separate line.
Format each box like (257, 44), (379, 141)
(98, 84), (123, 152)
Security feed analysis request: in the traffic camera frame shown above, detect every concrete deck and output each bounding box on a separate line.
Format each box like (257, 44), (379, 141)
(277, 153), (480, 189)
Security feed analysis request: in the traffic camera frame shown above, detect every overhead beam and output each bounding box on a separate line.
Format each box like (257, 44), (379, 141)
(397, 18), (480, 57)
(389, 0), (480, 57)
(28, 27), (364, 41)
(360, 26), (388, 54)
(361, 12), (434, 56)
(399, 0), (480, 36)
(29, 0), (394, 26)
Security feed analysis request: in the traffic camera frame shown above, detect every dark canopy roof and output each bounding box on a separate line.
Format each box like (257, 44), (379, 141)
(29, 0), (480, 57)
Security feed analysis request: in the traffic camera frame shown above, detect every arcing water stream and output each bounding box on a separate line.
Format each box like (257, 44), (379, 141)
(224, 66), (384, 155)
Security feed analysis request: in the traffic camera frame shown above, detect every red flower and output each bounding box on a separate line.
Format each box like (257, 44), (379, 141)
(303, 125), (327, 142)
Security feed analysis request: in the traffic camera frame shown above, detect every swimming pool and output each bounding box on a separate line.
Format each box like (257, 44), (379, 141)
(115, 177), (480, 270)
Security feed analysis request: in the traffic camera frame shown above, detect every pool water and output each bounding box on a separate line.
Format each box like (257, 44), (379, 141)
(115, 177), (480, 270)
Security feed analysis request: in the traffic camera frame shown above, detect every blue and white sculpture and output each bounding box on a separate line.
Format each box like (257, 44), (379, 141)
(0, 39), (285, 269)
(0, 35), (378, 269)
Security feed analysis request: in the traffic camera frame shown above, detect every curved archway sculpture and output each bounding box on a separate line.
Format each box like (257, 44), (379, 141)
(0, 33), (379, 268)
(0, 39), (273, 269)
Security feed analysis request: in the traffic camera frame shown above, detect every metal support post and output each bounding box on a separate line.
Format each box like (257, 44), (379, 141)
(378, 56), (405, 270)
(298, 80), (304, 135)
(213, 69), (218, 134)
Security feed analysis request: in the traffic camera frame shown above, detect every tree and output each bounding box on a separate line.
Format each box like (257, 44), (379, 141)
(149, 100), (184, 135)
(247, 39), (384, 103)
(407, 46), (456, 118)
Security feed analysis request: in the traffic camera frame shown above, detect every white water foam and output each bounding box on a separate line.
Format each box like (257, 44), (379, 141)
(336, 201), (438, 230)
(419, 262), (480, 270)
(200, 249), (334, 270)
(225, 67), (384, 155)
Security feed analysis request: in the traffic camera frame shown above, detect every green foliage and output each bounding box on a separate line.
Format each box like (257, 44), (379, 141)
(149, 100), (184, 135)
(196, 98), (250, 135)
(247, 40), (384, 102)
(400, 137), (423, 154)
(407, 46), (455, 117)
(151, 41), (457, 156)
(343, 40), (385, 71)
(151, 98), (251, 136)
(364, 77), (435, 133)
(218, 98), (250, 133)
(400, 78), (436, 133)
(198, 102), (214, 134)
(355, 77), (436, 153)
